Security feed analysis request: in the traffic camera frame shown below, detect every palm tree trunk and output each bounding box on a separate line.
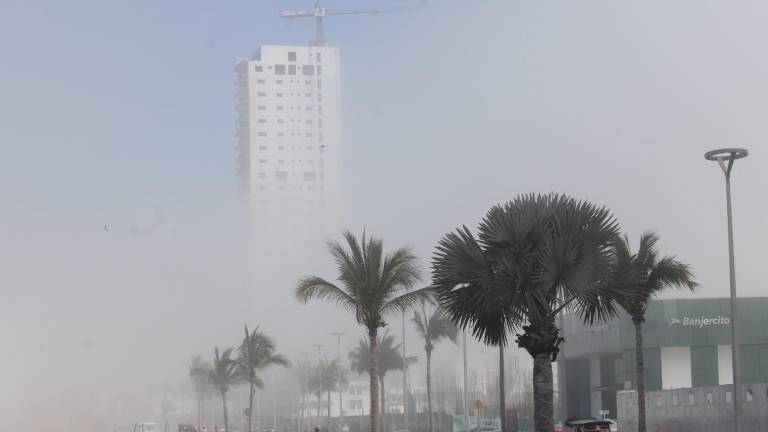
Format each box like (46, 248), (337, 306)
(222, 391), (229, 432)
(426, 349), (433, 432)
(369, 328), (381, 432)
(634, 318), (646, 432)
(327, 389), (332, 431)
(532, 353), (554, 432)
(499, 345), (506, 432)
(248, 383), (255, 432)
(380, 377), (386, 432)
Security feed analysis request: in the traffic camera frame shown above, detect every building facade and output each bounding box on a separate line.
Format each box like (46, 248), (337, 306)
(560, 297), (768, 420)
(235, 44), (343, 233)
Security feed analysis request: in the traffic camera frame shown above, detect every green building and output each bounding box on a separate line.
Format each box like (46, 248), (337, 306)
(559, 297), (768, 420)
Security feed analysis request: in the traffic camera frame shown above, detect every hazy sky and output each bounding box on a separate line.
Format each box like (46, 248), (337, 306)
(2, 0), (767, 429)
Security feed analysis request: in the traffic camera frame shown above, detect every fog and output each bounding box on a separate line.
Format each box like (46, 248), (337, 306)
(2, 0), (767, 430)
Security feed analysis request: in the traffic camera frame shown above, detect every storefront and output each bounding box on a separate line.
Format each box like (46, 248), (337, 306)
(558, 297), (768, 420)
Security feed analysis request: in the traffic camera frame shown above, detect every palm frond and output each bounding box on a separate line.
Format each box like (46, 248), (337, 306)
(295, 276), (357, 311)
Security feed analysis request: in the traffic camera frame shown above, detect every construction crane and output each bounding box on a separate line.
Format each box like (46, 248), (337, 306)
(280, 0), (424, 46)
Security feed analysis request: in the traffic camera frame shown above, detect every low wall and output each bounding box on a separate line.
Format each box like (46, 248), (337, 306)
(617, 383), (768, 432)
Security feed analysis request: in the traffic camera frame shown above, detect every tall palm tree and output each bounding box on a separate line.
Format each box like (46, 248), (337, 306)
(432, 194), (636, 432)
(309, 358), (346, 430)
(190, 347), (242, 432)
(612, 232), (697, 432)
(412, 302), (458, 432)
(189, 356), (215, 430)
(349, 332), (415, 432)
(295, 231), (429, 432)
(294, 358), (313, 432)
(238, 325), (291, 432)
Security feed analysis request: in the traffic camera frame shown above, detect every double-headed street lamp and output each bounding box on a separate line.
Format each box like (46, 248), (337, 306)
(704, 148), (748, 432)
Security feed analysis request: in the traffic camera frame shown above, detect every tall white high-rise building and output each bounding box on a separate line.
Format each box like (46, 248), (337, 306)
(235, 44), (343, 235)
(235, 45), (347, 345)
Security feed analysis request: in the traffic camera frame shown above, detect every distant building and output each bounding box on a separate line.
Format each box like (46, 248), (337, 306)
(235, 44), (343, 235)
(559, 297), (768, 420)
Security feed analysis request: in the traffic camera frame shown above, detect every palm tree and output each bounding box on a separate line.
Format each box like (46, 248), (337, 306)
(238, 325), (291, 432)
(295, 231), (429, 432)
(349, 332), (415, 432)
(189, 356), (215, 430)
(412, 302), (458, 432)
(190, 347), (242, 432)
(294, 358), (313, 432)
(611, 232), (697, 432)
(309, 358), (346, 430)
(432, 194), (636, 432)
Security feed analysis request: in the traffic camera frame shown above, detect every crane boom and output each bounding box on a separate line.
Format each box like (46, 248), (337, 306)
(280, 1), (422, 46)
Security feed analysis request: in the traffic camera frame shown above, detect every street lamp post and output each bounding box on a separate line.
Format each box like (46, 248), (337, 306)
(705, 147), (748, 432)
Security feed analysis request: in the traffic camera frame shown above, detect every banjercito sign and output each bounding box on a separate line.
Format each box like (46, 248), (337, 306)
(668, 316), (731, 328)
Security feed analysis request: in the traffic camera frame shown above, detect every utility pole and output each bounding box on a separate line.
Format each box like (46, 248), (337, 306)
(463, 331), (470, 432)
(402, 311), (408, 429)
(332, 332), (345, 432)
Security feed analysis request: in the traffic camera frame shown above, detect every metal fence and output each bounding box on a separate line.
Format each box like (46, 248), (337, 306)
(617, 383), (768, 432)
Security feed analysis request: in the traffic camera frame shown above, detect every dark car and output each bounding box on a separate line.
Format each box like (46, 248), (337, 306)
(563, 418), (612, 432)
(178, 425), (197, 432)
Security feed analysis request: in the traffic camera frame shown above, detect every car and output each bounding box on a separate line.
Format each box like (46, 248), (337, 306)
(471, 426), (500, 432)
(563, 418), (612, 432)
(178, 425), (197, 432)
(139, 423), (158, 432)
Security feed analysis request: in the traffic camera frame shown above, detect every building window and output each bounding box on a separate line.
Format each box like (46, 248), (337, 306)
(257, 79), (266, 84)
(672, 394), (678, 406)
(319, 132), (324, 141)
(305, 80), (311, 85)
(317, 79), (322, 89)
(257, 172), (266, 179)
(306, 106), (313, 111)
(254, 65), (263, 72)
(304, 171), (317, 181)
(258, 119), (267, 123)
(318, 119), (323, 128)
(318, 105), (323, 115)
(277, 106), (284, 111)
(302, 65), (315, 76)
(258, 132), (267, 137)
(278, 159), (285, 164)
(725, 391), (732, 403)
(276, 92), (283, 97)
(305, 93), (311, 98)
(257, 105), (266, 110)
(258, 159), (268, 164)
(746, 390), (754, 402)
(277, 132), (284, 137)
(706, 393), (713, 404)
(288, 65), (297, 75)
(278, 146), (285, 150)
(275, 65), (286, 75)
(288, 52), (297, 62)
(316, 52), (322, 62)
(257, 92), (266, 97)
(688, 394), (695, 405)
(258, 145), (267, 150)
(305, 132), (313, 138)
(305, 119), (313, 124)
(276, 171), (288, 181)
(317, 65), (323, 76)
(317, 92), (323, 102)
(276, 79), (283, 84)
(277, 119), (284, 124)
